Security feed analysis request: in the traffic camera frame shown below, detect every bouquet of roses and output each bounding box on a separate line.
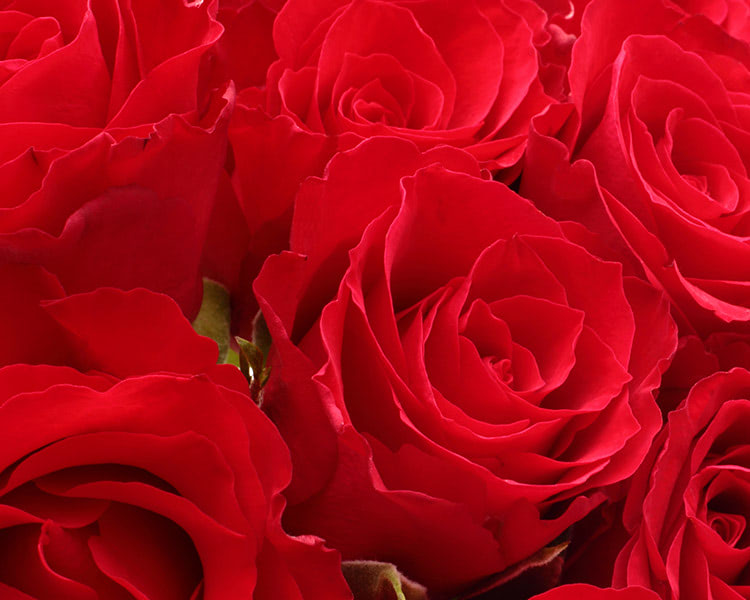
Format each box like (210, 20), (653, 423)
(1, 0), (748, 598)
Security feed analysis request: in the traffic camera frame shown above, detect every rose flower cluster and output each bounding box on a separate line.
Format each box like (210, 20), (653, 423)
(2, 0), (749, 598)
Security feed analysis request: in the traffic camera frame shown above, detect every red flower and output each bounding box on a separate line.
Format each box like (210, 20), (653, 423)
(254, 137), (677, 596)
(616, 369), (750, 600)
(224, 0), (558, 326)
(0, 0), (234, 316)
(523, 0), (750, 334)
(264, 0), (551, 168)
(671, 0), (750, 41)
(0, 264), (352, 600)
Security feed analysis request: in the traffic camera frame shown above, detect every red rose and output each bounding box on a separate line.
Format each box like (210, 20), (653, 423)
(0, 0), (234, 316)
(254, 137), (677, 595)
(615, 369), (750, 600)
(224, 0), (557, 327)
(523, 0), (750, 335)
(531, 584), (661, 600)
(0, 264), (352, 599)
(265, 0), (550, 167)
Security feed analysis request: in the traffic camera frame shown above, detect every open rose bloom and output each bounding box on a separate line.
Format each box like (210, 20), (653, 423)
(524, 0), (750, 334)
(255, 137), (677, 596)
(0, 264), (352, 599)
(263, 0), (552, 166)
(4, 0), (750, 598)
(616, 369), (750, 600)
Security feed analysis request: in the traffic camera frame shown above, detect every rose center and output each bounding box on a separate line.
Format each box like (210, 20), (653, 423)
(707, 511), (747, 547)
(706, 485), (750, 548)
(681, 173), (709, 194)
(488, 356), (514, 385)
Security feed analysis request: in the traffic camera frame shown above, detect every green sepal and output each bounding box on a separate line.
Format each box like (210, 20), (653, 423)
(252, 311), (272, 359)
(235, 336), (270, 402)
(191, 278), (231, 363)
(342, 561), (428, 600)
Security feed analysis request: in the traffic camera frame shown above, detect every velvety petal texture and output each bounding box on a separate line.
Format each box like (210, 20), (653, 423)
(0, 0), (234, 317)
(523, 0), (750, 335)
(224, 0), (556, 320)
(265, 0), (550, 167)
(255, 137), (677, 596)
(2, 0), (743, 596)
(616, 368), (750, 600)
(0, 265), (353, 600)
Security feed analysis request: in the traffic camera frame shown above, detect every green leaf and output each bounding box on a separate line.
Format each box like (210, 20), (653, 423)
(191, 278), (231, 363)
(236, 336), (263, 376)
(225, 348), (240, 367)
(252, 311), (272, 358)
(342, 561), (429, 600)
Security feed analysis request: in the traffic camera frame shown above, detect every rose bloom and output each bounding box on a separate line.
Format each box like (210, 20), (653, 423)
(224, 0), (559, 330)
(0, 0), (234, 316)
(263, 0), (552, 167)
(254, 137), (677, 596)
(615, 368), (750, 600)
(522, 0), (750, 335)
(0, 263), (352, 599)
